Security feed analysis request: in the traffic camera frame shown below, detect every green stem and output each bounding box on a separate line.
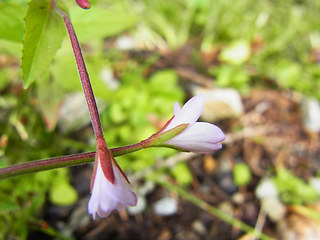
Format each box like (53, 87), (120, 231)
(148, 175), (275, 240)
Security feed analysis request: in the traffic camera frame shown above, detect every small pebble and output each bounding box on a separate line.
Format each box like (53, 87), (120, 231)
(301, 97), (320, 133)
(255, 178), (278, 199)
(153, 197), (178, 216)
(58, 93), (106, 132)
(192, 220), (207, 236)
(218, 172), (238, 194)
(309, 177), (320, 195)
(115, 35), (136, 50)
(100, 68), (119, 91)
(191, 87), (244, 122)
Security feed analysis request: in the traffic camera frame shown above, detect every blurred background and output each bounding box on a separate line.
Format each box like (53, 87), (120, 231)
(1, 0), (320, 239)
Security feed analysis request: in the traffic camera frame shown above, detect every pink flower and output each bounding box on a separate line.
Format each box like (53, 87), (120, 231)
(161, 95), (225, 153)
(88, 141), (137, 219)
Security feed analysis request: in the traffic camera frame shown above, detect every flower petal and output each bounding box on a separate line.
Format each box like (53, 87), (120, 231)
(88, 159), (137, 219)
(165, 95), (205, 131)
(173, 102), (181, 115)
(164, 122), (225, 153)
(88, 160), (114, 219)
(111, 162), (138, 206)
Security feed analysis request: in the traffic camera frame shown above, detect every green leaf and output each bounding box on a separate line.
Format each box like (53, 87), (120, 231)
(171, 162), (193, 187)
(49, 169), (78, 206)
(273, 168), (318, 205)
(21, 0), (65, 88)
(233, 162), (252, 187)
(0, 199), (20, 213)
(148, 70), (179, 95)
(50, 181), (78, 206)
(0, 2), (26, 42)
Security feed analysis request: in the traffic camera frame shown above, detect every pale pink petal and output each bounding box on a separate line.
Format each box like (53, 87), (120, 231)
(173, 122), (225, 142)
(88, 161), (113, 219)
(111, 164), (138, 206)
(88, 160), (137, 219)
(173, 102), (181, 115)
(164, 95), (205, 131)
(168, 141), (222, 153)
(164, 122), (225, 153)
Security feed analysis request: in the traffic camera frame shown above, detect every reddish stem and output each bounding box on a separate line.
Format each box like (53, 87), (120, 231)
(56, 6), (104, 140)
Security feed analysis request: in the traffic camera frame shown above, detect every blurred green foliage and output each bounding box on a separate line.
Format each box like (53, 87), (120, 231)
(273, 168), (319, 205)
(133, 0), (320, 96)
(171, 162), (193, 187)
(233, 162), (252, 187)
(0, 0), (320, 238)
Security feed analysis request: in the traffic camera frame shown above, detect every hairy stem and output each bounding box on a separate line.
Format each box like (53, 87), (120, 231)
(53, 2), (104, 140)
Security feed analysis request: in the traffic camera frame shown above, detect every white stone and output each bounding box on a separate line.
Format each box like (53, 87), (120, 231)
(261, 197), (286, 221)
(115, 35), (136, 51)
(301, 97), (320, 133)
(100, 68), (119, 91)
(255, 178), (278, 199)
(153, 197), (178, 216)
(192, 87), (244, 122)
(256, 178), (286, 221)
(309, 177), (320, 195)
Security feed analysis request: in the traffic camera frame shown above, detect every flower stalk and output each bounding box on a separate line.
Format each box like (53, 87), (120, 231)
(0, 95), (226, 180)
(0, 124), (190, 180)
(54, 5), (104, 140)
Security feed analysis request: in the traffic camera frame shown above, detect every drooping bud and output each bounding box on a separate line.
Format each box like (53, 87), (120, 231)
(156, 95), (225, 153)
(88, 139), (137, 219)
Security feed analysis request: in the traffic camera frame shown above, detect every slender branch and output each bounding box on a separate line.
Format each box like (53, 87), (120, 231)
(0, 123), (190, 179)
(53, 2), (104, 139)
(0, 141), (149, 179)
(0, 152), (95, 180)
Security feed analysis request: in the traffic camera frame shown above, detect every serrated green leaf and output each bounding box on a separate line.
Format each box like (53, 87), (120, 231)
(21, 0), (65, 88)
(0, 2), (26, 42)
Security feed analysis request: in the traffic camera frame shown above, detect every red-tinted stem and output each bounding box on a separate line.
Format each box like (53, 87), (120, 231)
(56, 6), (104, 139)
(0, 143), (143, 179)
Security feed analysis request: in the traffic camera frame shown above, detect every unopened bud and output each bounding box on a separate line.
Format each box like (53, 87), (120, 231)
(76, 0), (90, 9)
